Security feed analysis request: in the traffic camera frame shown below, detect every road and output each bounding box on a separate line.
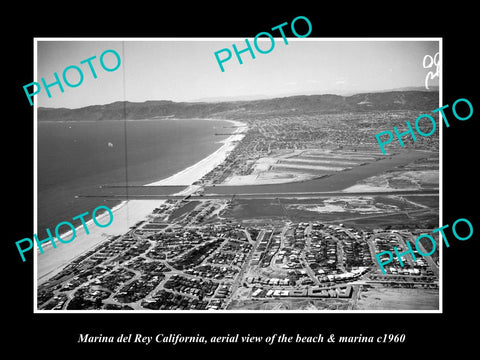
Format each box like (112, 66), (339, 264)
(300, 223), (320, 285)
(414, 237), (440, 278)
(223, 229), (265, 309)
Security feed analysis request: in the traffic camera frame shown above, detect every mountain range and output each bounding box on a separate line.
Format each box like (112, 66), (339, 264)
(38, 90), (439, 122)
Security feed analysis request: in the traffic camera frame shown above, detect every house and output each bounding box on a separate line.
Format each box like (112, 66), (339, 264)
(252, 288), (263, 297)
(328, 289), (337, 298)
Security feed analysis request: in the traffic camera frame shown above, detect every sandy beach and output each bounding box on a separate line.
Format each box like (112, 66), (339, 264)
(147, 119), (247, 186)
(36, 118), (248, 285)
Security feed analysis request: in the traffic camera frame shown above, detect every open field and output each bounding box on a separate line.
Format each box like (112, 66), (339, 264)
(222, 193), (438, 229)
(227, 298), (352, 311)
(355, 286), (439, 310)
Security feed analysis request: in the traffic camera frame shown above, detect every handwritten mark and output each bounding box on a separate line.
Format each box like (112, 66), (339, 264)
(423, 52), (440, 90)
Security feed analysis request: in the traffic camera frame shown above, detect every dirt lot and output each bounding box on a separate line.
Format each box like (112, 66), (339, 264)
(355, 285), (439, 310)
(227, 298), (352, 311)
(222, 195), (438, 229)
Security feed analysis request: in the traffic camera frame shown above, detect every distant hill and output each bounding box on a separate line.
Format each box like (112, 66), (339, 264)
(189, 94), (273, 103)
(38, 90), (439, 121)
(189, 86), (439, 102)
(364, 86), (439, 93)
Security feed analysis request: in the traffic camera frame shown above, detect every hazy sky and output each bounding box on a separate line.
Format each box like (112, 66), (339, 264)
(35, 39), (440, 109)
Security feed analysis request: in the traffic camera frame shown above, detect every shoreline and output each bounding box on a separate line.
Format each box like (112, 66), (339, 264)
(36, 118), (248, 286)
(147, 119), (246, 187)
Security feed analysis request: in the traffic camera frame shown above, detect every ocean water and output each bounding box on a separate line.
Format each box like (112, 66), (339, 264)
(37, 119), (229, 233)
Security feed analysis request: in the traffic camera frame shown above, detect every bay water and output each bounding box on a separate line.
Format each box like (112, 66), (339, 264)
(37, 119), (229, 234)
